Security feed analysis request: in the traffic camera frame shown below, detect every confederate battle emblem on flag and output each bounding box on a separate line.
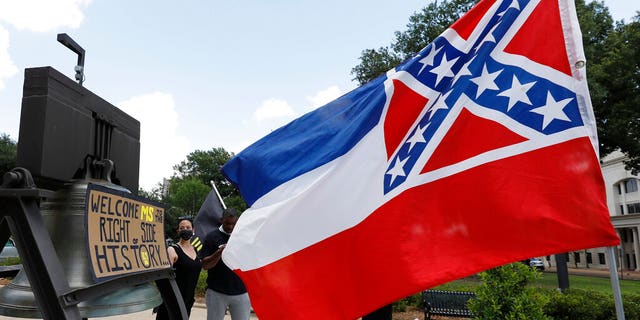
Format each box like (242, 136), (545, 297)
(384, 0), (585, 194)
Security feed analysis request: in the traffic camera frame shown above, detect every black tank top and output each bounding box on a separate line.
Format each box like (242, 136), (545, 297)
(172, 244), (202, 306)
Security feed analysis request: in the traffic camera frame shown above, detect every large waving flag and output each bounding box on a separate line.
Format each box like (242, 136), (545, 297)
(221, 0), (619, 318)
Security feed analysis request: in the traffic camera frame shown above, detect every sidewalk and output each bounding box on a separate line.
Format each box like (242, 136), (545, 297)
(0, 305), (259, 320)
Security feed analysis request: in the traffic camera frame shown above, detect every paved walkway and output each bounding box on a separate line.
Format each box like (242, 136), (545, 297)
(0, 306), (259, 320)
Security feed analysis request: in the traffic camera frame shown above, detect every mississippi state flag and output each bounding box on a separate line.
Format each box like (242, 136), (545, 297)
(222, 0), (619, 318)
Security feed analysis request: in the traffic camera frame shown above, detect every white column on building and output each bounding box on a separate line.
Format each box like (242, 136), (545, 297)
(621, 182), (627, 214)
(633, 227), (640, 271)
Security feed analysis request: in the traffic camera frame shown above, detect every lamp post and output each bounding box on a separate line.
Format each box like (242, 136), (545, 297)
(56, 33), (85, 86)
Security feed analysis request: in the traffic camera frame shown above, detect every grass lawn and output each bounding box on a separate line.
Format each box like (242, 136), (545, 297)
(434, 272), (640, 296)
(532, 273), (640, 296)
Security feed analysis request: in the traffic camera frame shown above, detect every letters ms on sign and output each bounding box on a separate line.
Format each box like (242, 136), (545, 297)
(85, 184), (170, 281)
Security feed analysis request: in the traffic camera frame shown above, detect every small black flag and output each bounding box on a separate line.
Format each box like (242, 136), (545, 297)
(191, 186), (225, 254)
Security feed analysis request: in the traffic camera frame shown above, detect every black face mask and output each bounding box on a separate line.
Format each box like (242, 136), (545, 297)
(179, 230), (193, 241)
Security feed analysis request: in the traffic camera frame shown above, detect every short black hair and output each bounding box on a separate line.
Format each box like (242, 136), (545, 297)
(222, 208), (239, 219)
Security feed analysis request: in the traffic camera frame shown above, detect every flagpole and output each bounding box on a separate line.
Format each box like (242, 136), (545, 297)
(209, 180), (227, 209)
(607, 246), (625, 320)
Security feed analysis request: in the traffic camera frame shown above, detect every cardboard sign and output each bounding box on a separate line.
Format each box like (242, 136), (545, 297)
(86, 183), (170, 281)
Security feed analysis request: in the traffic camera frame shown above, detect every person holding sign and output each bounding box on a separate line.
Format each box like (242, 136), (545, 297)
(155, 217), (202, 319)
(201, 208), (250, 320)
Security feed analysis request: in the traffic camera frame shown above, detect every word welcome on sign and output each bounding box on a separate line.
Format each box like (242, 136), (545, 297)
(86, 184), (170, 280)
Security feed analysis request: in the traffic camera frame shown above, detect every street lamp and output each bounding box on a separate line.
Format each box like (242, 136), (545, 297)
(56, 33), (85, 85)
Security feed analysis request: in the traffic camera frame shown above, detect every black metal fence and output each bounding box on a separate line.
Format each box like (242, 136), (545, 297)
(422, 289), (475, 319)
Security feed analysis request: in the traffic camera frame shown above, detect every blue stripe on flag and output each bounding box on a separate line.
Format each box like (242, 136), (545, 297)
(223, 74), (388, 206)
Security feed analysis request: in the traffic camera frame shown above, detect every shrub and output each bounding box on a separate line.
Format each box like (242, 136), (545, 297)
(468, 263), (547, 320)
(623, 293), (640, 320)
(393, 293), (422, 312)
(195, 270), (208, 296)
(544, 289), (613, 320)
(0, 257), (20, 266)
(545, 289), (640, 320)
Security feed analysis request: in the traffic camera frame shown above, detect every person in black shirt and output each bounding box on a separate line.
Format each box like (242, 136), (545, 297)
(201, 208), (250, 320)
(155, 217), (202, 319)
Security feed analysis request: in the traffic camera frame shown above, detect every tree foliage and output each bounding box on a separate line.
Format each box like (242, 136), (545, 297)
(586, 10), (640, 172)
(351, 0), (640, 172)
(0, 133), (17, 179)
(173, 147), (240, 202)
(468, 263), (547, 320)
(167, 176), (212, 215)
(157, 147), (247, 238)
(351, 0), (476, 85)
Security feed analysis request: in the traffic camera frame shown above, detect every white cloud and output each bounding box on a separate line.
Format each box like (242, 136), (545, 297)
(305, 85), (343, 110)
(0, 0), (91, 32)
(118, 92), (190, 191)
(0, 0), (91, 91)
(0, 26), (17, 90)
(251, 86), (343, 126)
(252, 98), (296, 123)
(242, 87), (344, 153)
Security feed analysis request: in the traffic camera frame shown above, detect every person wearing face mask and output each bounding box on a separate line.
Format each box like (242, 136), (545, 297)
(155, 217), (202, 319)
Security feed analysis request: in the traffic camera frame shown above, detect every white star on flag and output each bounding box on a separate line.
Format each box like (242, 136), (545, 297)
(530, 92), (572, 129)
(386, 156), (409, 183)
(498, 75), (536, 111)
(481, 23), (501, 44)
(509, 0), (521, 10)
(428, 89), (452, 119)
(430, 52), (460, 86)
(497, 0), (520, 17)
(452, 56), (475, 86)
(470, 64), (502, 98)
(418, 45), (443, 75)
(406, 123), (429, 151)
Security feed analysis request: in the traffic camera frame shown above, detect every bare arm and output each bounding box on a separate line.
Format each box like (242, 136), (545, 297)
(167, 246), (179, 265)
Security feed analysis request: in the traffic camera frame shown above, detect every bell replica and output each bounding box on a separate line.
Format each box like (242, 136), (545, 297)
(0, 177), (163, 318)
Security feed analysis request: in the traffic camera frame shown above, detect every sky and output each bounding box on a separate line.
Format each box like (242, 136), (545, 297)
(0, 0), (637, 191)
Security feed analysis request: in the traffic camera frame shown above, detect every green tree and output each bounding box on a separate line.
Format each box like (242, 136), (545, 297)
(138, 187), (161, 202)
(167, 177), (211, 216)
(351, 0), (476, 85)
(172, 147), (246, 212)
(468, 263), (547, 320)
(158, 147), (248, 238)
(151, 147), (248, 238)
(0, 133), (17, 176)
(351, 0), (640, 172)
(162, 177), (210, 237)
(587, 12), (640, 173)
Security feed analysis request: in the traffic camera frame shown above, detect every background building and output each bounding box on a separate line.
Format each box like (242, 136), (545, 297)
(545, 151), (640, 271)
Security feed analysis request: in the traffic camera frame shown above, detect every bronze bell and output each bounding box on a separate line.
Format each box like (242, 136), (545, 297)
(0, 179), (163, 318)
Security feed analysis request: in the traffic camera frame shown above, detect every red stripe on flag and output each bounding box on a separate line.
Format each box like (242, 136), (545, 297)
(422, 107), (528, 173)
(235, 137), (618, 320)
(504, 0), (572, 76)
(451, 0), (496, 40)
(384, 79), (429, 159)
